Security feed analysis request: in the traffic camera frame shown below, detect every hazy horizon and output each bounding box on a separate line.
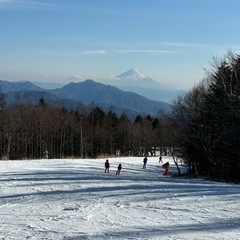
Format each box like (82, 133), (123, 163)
(1, 0), (240, 90)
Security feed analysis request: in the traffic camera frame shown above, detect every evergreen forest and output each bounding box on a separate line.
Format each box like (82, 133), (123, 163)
(173, 51), (240, 182)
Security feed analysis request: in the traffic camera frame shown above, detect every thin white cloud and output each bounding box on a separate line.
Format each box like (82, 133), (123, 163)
(0, 0), (13, 3)
(113, 49), (176, 54)
(152, 41), (240, 51)
(157, 41), (210, 48)
(40, 51), (74, 57)
(82, 50), (107, 55)
(39, 49), (176, 57)
(0, 0), (14, 6)
(81, 49), (175, 55)
(0, 0), (59, 9)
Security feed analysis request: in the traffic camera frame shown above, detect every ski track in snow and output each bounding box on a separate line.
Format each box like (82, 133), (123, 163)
(0, 157), (240, 240)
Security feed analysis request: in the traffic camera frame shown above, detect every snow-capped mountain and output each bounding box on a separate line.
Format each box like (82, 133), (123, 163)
(113, 69), (158, 87)
(115, 69), (153, 81)
(104, 69), (183, 103)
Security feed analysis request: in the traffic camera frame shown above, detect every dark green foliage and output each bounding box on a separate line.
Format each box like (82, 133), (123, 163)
(0, 98), (173, 160)
(173, 51), (240, 182)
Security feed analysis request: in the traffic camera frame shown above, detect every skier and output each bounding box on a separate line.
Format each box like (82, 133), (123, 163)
(116, 164), (122, 175)
(162, 161), (170, 176)
(159, 155), (163, 163)
(105, 159), (110, 173)
(43, 149), (48, 159)
(143, 156), (148, 168)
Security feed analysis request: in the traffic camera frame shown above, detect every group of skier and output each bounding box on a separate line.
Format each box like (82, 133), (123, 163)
(104, 159), (122, 175)
(104, 155), (170, 176)
(43, 148), (169, 176)
(143, 155), (169, 175)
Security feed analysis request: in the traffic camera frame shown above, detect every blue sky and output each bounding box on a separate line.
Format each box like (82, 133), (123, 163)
(1, 0), (240, 89)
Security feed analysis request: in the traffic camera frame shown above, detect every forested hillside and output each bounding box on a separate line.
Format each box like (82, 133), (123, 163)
(0, 97), (174, 160)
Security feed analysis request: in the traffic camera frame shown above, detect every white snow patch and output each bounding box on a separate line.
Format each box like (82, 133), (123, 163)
(115, 69), (150, 81)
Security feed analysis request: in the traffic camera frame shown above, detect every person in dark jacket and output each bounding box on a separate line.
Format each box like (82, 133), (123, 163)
(143, 156), (148, 168)
(116, 163), (122, 175)
(105, 159), (110, 173)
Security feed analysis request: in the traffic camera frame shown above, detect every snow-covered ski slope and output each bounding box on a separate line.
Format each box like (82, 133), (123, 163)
(0, 156), (239, 240)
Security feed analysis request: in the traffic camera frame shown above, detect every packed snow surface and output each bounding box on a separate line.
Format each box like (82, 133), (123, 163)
(0, 157), (239, 240)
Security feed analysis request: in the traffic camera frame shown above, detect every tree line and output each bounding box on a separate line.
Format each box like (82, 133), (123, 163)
(173, 51), (240, 182)
(0, 97), (174, 160)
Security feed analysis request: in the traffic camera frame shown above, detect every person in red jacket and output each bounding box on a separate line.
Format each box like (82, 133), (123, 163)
(105, 159), (110, 173)
(162, 161), (170, 176)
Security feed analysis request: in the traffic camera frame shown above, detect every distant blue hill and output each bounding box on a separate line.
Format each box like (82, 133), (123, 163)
(0, 80), (43, 92)
(50, 79), (172, 115)
(0, 79), (172, 118)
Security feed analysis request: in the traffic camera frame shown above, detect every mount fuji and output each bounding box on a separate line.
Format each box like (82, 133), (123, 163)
(114, 69), (158, 87)
(103, 69), (183, 103)
(116, 69), (153, 81)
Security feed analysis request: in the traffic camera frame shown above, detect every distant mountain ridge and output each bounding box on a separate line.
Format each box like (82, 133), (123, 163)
(0, 79), (172, 118)
(0, 69), (183, 104)
(50, 79), (171, 114)
(3, 90), (80, 110)
(0, 80), (43, 92)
